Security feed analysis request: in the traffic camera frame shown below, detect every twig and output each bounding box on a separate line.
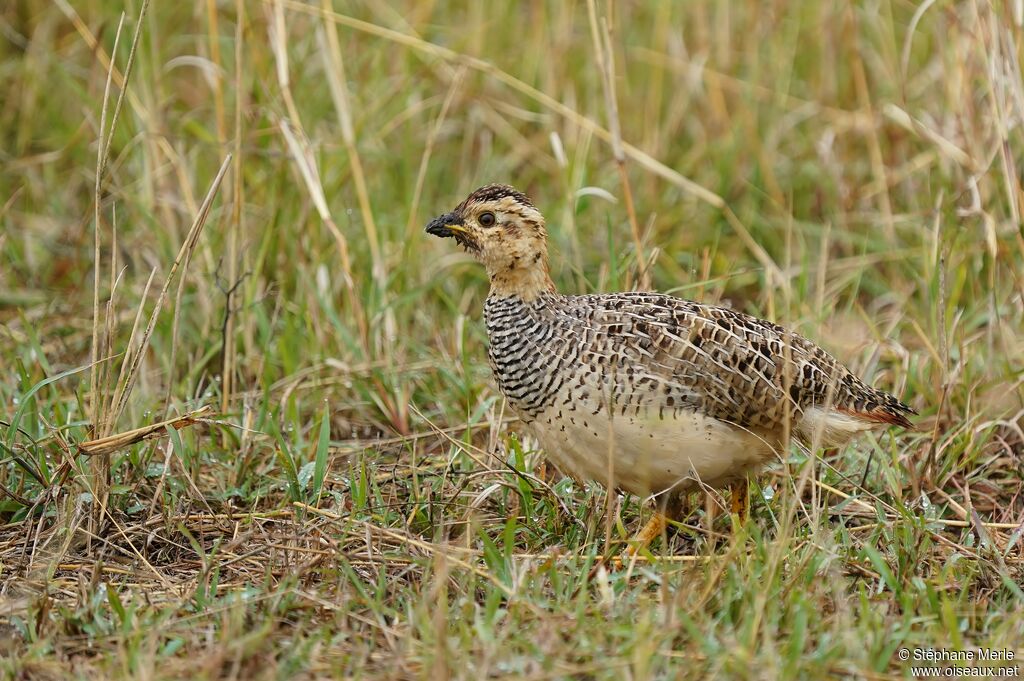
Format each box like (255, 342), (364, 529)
(77, 406), (213, 457)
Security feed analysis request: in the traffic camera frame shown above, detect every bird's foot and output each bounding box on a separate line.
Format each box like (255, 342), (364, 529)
(730, 478), (749, 520)
(609, 511), (668, 569)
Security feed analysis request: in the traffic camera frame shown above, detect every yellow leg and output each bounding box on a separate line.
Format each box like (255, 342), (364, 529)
(605, 512), (667, 570)
(625, 512), (668, 558)
(730, 478), (749, 520)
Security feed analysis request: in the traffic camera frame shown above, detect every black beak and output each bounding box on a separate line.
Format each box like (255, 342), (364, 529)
(426, 211), (479, 252)
(425, 212), (462, 238)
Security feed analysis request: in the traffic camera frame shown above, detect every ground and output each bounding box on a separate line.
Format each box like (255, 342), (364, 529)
(1, 1), (1023, 679)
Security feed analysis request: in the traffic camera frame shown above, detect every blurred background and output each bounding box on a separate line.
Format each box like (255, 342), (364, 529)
(1, 1), (1023, 677)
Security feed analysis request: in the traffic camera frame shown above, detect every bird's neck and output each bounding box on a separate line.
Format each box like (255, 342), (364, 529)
(487, 263), (556, 302)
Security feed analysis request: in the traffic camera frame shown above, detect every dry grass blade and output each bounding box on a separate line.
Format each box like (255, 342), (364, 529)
(316, 2), (396, 351)
(276, 118), (368, 347)
(404, 67), (464, 244)
(107, 155), (232, 430)
(85, 0), (149, 542)
(53, 0), (151, 126)
(77, 406), (212, 458)
(219, 0), (247, 420)
(292, 502), (520, 600)
(586, 0), (645, 288)
(273, 0), (725, 208)
(882, 104), (975, 171)
(815, 479), (1022, 531)
(278, 0), (789, 290)
(105, 267), (156, 435)
(88, 11), (125, 435)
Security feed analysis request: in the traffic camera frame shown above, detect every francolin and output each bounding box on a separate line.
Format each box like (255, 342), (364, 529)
(426, 184), (914, 553)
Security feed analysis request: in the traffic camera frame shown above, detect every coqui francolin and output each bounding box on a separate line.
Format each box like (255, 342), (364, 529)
(426, 184), (915, 554)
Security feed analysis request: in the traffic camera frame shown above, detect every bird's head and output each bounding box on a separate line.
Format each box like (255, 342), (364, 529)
(426, 184), (555, 300)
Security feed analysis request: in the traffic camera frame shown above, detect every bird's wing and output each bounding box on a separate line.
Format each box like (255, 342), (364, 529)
(549, 292), (913, 436)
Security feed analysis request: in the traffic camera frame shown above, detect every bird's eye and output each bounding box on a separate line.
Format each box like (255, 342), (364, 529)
(478, 212), (496, 227)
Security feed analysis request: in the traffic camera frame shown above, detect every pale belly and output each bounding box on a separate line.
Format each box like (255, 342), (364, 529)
(527, 406), (778, 498)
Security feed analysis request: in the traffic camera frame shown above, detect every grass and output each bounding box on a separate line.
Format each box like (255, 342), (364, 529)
(2, 0), (1023, 678)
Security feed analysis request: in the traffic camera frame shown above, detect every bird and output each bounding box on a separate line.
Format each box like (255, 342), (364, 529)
(426, 183), (915, 555)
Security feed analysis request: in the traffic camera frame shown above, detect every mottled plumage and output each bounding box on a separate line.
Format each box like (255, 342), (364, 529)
(427, 184), (915, 500)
